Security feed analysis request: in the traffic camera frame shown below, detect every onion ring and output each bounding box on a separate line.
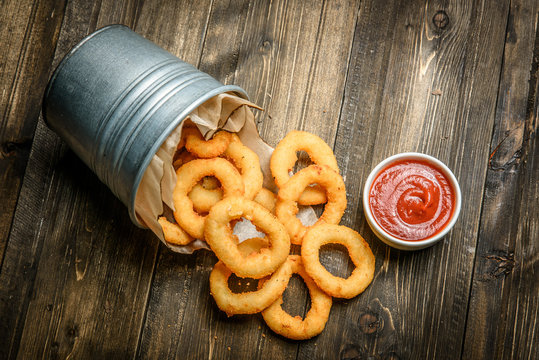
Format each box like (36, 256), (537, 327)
(204, 196), (290, 278)
(200, 176), (220, 190)
(276, 164), (347, 245)
(222, 134), (263, 200)
(261, 255), (332, 340)
(158, 217), (194, 246)
(176, 119), (196, 151)
(173, 149), (223, 214)
(189, 176), (222, 214)
(173, 158), (244, 239)
(301, 224), (375, 298)
(254, 188), (277, 214)
(172, 148), (223, 214)
(210, 238), (296, 316)
(270, 130), (339, 205)
(186, 135), (264, 212)
(188, 184), (223, 214)
(184, 127), (232, 158)
(173, 149), (197, 170)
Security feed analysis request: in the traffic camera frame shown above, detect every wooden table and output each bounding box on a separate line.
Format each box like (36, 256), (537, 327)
(1, 0), (537, 359)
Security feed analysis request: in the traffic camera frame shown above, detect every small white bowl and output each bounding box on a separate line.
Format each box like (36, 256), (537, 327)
(362, 152), (461, 250)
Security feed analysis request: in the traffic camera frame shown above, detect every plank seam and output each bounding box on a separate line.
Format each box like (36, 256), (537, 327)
(458, 1), (515, 358)
(0, 0), (68, 276)
(134, 1), (217, 356)
(297, 0), (326, 132)
(0, 0), (39, 135)
(134, 244), (162, 359)
(196, 0), (216, 69)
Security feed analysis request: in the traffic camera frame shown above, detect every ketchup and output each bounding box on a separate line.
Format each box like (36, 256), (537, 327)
(368, 159), (455, 241)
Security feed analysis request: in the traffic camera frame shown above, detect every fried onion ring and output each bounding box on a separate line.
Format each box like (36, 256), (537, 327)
(200, 176), (220, 190)
(173, 149), (197, 170)
(270, 130), (339, 205)
(182, 135), (263, 212)
(301, 224), (375, 298)
(172, 147), (223, 214)
(189, 176), (223, 213)
(188, 184), (223, 214)
(175, 119), (196, 151)
(158, 217), (194, 246)
(184, 128), (232, 158)
(276, 165), (346, 245)
(222, 134), (263, 200)
(210, 238), (296, 316)
(254, 188), (277, 214)
(173, 158), (244, 239)
(261, 255), (332, 340)
(204, 196), (290, 278)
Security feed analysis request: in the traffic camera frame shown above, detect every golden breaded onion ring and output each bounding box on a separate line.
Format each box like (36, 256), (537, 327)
(270, 130), (339, 205)
(301, 224), (375, 298)
(172, 149), (197, 170)
(210, 238), (296, 316)
(180, 135), (264, 213)
(200, 176), (220, 190)
(253, 188), (277, 214)
(222, 134), (263, 200)
(276, 164), (347, 245)
(191, 177), (222, 214)
(172, 149), (223, 214)
(173, 158), (244, 239)
(204, 196), (290, 279)
(188, 183), (223, 214)
(184, 128), (232, 158)
(158, 217), (194, 246)
(261, 255), (332, 340)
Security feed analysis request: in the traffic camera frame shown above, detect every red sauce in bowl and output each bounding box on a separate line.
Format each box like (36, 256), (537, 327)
(368, 159), (455, 241)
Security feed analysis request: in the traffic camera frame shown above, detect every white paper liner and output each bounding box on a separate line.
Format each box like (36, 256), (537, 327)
(134, 93), (318, 253)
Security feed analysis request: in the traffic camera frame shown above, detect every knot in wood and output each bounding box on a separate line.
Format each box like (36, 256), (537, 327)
(433, 10), (449, 30)
(0, 138), (32, 159)
(485, 253), (515, 278)
(259, 39), (272, 52)
(66, 325), (79, 343)
(359, 311), (383, 334)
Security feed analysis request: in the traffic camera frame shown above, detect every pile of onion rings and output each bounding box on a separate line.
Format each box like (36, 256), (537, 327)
(158, 125), (375, 340)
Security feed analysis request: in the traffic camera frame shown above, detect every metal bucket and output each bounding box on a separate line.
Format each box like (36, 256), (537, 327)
(43, 24), (248, 227)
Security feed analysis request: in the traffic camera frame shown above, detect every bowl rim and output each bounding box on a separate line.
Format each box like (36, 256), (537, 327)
(362, 152), (462, 250)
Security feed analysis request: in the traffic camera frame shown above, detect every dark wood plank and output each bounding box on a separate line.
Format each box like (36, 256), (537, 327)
(306, 0), (512, 358)
(0, 0), (66, 270)
(133, 0), (214, 66)
(5, 0), (246, 358)
(462, 0), (539, 358)
(2, 0), (535, 358)
(235, 0), (360, 146)
(0, 1), (164, 358)
(137, 0), (361, 358)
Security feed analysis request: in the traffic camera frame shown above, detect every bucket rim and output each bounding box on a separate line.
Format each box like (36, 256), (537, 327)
(128, 85), (249, 228)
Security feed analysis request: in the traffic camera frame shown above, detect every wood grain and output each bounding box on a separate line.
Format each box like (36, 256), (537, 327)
(0, 0), (537, 358)
(235, 0), (360, 147)
(138, 0), (361, 358)
(0, 1), (159, 358)
(0, 0), (66, 270)
(462, 0), (539, 358)
(322, 0), (512, 358)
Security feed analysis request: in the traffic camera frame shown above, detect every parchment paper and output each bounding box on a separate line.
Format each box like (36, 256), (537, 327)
(134, 93), (318, 253)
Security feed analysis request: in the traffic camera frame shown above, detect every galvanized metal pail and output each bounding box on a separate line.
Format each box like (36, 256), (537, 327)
(43, 25), (247, 227)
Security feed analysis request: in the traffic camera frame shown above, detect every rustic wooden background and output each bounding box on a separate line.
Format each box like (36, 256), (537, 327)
(0, 0), (537, 359)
